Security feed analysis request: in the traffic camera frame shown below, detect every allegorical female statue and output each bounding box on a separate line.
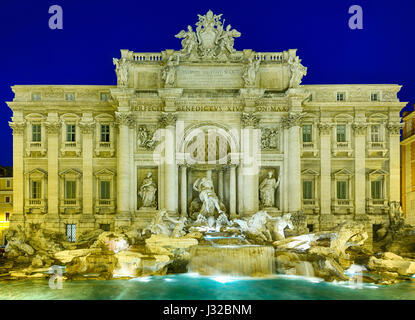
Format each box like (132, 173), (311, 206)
(259, 171), (279, 208)
(138, 172), (157, 208)
(193, 171), (225, 217)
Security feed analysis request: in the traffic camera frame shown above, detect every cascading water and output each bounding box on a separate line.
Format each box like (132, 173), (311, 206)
(188, 244), (275, 277)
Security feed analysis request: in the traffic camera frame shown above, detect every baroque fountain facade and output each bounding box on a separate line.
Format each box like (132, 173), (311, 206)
(2, 11), (412, 285)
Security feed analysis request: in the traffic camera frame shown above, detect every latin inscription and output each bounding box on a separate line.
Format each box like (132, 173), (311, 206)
(177, 66), (243, 88)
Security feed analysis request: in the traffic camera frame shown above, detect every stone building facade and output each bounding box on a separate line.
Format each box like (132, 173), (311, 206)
(402, 107), (415, 225)
(6, 11), (406, 243)
(0, 166), (12, 245)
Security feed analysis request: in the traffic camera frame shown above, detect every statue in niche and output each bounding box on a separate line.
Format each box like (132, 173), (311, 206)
(288, 55), (307, 88)
(242, 57), (260, 87)
(162, 54), (180, 87)
(175, 25), (198, 56)
(138, 172), (157, 208)
(113, 58), (129, 87)
(259, 171), (279, 208)
(193, 171), (225, 217)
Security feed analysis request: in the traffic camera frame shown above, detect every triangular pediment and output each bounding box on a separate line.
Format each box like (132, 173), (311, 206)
(94, 168), (116, 177)
(25, 168), (47, 177)
(333, 168), (353, 176)
(301, 168), (319, 176)
(59, 168), (82, 177)
(368, 168), (388, 176)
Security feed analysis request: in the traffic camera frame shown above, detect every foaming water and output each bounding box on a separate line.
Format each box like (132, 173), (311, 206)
(2, 274), (415, 300)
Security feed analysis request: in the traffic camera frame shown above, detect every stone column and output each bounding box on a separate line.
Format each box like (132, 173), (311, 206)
(229, 164), (237, 217)
(241, 113), (260, 216)
(45, 116), (60, 230)
(353, 122), (368, 215)
(160, 112), (178, 214)
(318, 122), (332, 216)
(282, 113), (303, 213)
(180, 165), (187, 216)
(218, 168), (224, 201)
(388, 122), (403, 202)
(79, 118), (95, 230)
(115, 112), (133, 216)
(9, 119), (26, 227)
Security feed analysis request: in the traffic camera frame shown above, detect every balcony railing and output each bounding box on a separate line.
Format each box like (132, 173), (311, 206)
(95, 141), (115, 156)
(302, 199), (316, 206)
(95, 199), (115, 214)
(26, 141), (46, 156)
(25, 198), (47, 214)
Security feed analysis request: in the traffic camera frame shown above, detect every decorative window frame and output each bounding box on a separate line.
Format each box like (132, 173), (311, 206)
(94, 114), (115, 157)
(24, 168), (48, 214)
(25, 113), (47, 156)
(367, 113), (388, 156)
(94, 168), (116, 214)
(301, 168), (320, 214)
(332, 114), (354, 156)
(370, 91), (381, 102)
(331, 168), (354, 214)
(300, 114), (318, 157)
(336, 91), (347, 102)
(59, 168), (82, 214)
(60, 113), (81, 156)
(366, 168), (389, 213)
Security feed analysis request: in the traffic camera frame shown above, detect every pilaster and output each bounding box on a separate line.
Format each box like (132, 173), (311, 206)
(352, 121), (368, 215)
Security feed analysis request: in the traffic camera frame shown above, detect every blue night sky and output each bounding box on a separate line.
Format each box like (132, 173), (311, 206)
(0, 0), (414, 166)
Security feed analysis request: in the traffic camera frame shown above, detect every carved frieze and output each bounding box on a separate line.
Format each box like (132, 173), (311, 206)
(260, 126), (279, 150)
(137, 125), (159, 150)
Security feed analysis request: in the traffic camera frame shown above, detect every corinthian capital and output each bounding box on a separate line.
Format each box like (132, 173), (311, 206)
(241, 112), (259, 128)
(352, 122), (368, 136)
(387, 122), (403, 136)
(281, 112), (306, 129)
(44, 121), (61, 134)
(9, 121), (26, 134)
(78, 121), (96, 134)
(115, 112), (135, 128)
(318, 122), (332, 135)
(159, 112), (177, 127)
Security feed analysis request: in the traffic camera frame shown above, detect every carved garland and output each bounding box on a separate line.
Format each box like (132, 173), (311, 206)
(44, 121), (61, 134)
(387, 122), (403, 135)
(318, 122), (332, 135)
(78, 122), (96, 134)
(352, 122), (368, 135)
(115, 112), (135, 128)
(281, 112), (306, 129)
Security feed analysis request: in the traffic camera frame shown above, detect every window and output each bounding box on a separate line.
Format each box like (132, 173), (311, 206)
(65, 180), (76, 199)
(65, 93), (75, 101)
(6, 180), (11, 188)
(371, 93), (379, 101)
(303, 180), (313, 199)
(371, 180), (383, 199)
(307, 224), (314, 232)
(31, 93), (41, 101)
(100, 181), (111, 199)
(5, 212), (10, 221)
(32, 124), (41, 142)
(336, 180), (348, 199)
(336, 92), (345, 101)
(5, 196), (10, 203)
(66, 124), (76, 142)
(302, 125), (312, 143)
(371, 125), (380, 142)
(66, 224), (76, 242)
(101, 124), (110, 142)
(100, 224), (111, 231)
(31, 180), (41, 199)
(336, 124), (346, 142)
(100, 93), (109, 101)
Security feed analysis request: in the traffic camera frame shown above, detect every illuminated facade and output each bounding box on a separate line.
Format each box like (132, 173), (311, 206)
(402, 107), (415, 225)
(5, 11), (406, 243)
(0, 166), (12, 245)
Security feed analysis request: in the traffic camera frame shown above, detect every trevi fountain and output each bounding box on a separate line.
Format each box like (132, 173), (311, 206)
(1, 10), (414, 300)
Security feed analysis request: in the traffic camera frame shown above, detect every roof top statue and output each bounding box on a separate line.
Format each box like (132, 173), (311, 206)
(175, 10), (241, 60)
